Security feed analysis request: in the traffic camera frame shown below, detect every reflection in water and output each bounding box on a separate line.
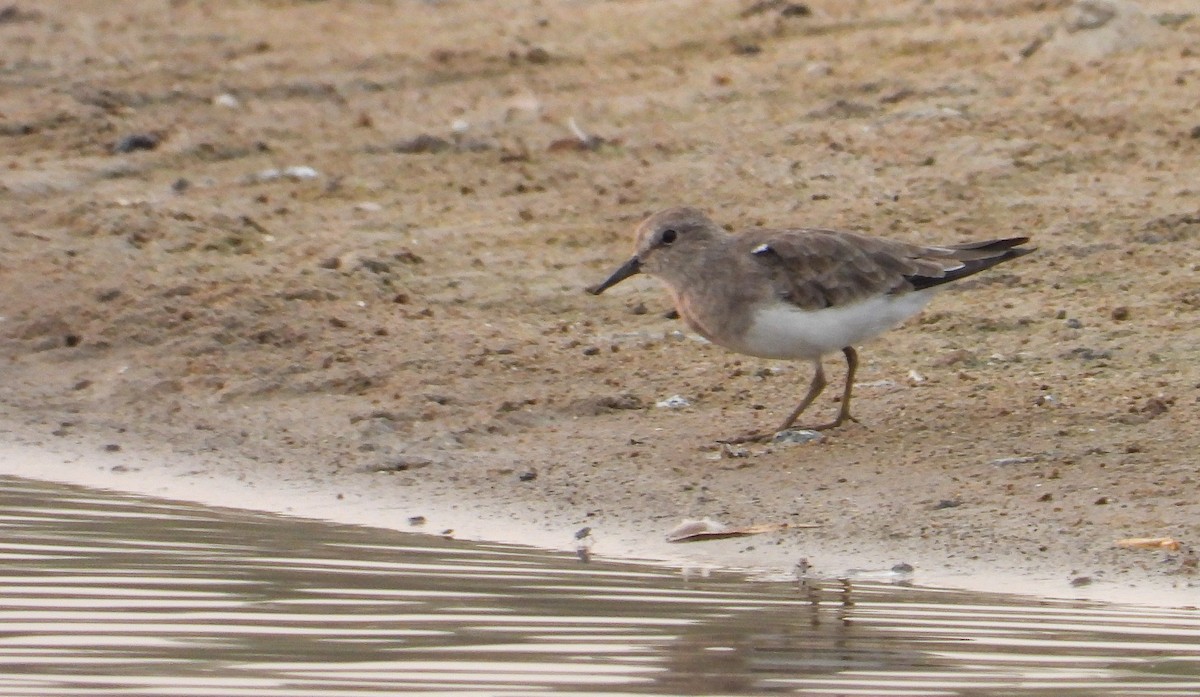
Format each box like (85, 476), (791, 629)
(0, 475), (1197, 696)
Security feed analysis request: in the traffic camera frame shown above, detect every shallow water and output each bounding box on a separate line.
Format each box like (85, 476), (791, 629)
(0, 475), (1198, 696)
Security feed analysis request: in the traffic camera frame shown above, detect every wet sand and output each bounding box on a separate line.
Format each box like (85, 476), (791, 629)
(2, 421), (1195, 608)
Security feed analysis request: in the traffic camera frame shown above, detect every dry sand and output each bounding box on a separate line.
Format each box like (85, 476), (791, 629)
(2, 0), (1199, 604)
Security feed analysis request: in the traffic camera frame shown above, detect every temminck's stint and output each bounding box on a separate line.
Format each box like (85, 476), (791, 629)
(589, 207), (1034, 442)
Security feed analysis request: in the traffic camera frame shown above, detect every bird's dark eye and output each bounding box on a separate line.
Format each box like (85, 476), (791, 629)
(660, 229), (678, 245)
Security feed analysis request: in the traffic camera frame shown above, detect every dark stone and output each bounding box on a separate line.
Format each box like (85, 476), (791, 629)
(392, 134), (452, 154)
(359, 258), (391, 274)
(112, 133), (160, 154)
(525, 46), (551, 64)
(781, 4), (812, 17)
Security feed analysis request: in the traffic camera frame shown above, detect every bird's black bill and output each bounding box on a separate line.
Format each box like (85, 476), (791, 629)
(587, 256), (641, 295)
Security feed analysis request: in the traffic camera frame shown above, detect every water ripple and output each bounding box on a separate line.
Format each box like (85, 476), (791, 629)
(1, 475), (1198, 696)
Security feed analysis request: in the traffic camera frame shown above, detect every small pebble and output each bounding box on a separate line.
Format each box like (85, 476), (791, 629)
(251, 165), (320, 183)
(525, 46), (551, 64)
(393, 134), (452, 154)
(781, 3), (812, 18)
(112, 134), (159, 154)
(282, 165), (319, 180)
(772, 429), (822, 445)
(655, 395), (691, 409)
(369, 456), (432, 472)
(213, 93), (241, 109)
(990, 456), (1038, 466)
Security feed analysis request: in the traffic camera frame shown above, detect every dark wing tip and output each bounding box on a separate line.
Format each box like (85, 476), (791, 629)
(947, 236), (1032, 253)
(905, 242), (1035, 291)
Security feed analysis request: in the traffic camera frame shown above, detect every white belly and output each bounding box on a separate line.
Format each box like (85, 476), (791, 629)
(734, 291), (935, 360)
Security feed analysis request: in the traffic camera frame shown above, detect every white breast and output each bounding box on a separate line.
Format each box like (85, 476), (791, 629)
(733, 291), (935, 360)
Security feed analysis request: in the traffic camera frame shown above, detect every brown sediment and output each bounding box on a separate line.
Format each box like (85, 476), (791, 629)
(1, 0), (1197, 603)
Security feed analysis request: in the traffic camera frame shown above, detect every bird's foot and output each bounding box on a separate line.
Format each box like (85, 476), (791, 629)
(809, 412), (860, 432)
(720, 413), (860, 444)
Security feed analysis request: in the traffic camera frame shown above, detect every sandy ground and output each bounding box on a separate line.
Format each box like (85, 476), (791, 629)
(2, 0), (1199, 604)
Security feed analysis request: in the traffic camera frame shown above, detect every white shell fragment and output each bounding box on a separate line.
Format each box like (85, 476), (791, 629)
(655, 395), (691, 409)
(665, 517), (813, 543)
(249, 166), (321, 184)
(1115, 537), (1182, 552)
(282, 165), (319, 180)
(772, 429), (822, 445)
(213, 93), (241, 109)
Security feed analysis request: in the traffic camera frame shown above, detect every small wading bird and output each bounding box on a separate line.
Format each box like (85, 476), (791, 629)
(588, 207), (1034, 443)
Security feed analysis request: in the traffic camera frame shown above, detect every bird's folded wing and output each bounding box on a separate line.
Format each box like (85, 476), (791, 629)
(743, 228), (959, 310)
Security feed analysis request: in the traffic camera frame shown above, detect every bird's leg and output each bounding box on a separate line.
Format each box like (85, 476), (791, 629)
(775, 359), (828, 433)
(772, 355), (830, 431)
(719, 361), (827, 444)
(721, 351), (862, 444)
(812, 346), (859, 431)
